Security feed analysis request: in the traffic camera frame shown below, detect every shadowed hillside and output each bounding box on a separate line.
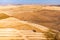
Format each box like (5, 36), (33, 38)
(12, 10), (60, 31)
(0, 13), (9, 19)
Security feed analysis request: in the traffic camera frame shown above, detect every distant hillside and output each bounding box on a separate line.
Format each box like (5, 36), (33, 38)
(0, 5), (60, 31)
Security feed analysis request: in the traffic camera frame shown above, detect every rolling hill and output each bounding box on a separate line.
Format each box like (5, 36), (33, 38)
(0, 5), (60, 40)
(0, 5), (60, 31)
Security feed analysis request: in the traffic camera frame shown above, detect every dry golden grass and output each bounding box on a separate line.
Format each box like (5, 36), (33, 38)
(0, 5), (60, 31)
(0, 5), (60, 40)
(0, 17), (58, 40)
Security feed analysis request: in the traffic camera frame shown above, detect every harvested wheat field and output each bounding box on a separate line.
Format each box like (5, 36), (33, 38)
(1, 5), (60, 31)
(0, 5), (60, 40)
(0, 17), (59, 40)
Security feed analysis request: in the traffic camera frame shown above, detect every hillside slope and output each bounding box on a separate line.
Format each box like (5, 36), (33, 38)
(0, 17), (59, 40)
(0, 5), (60, 31)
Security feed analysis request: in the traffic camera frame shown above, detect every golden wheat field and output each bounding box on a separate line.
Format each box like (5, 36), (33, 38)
(0, 5), (60, 40)
(0, 5), (60, 31)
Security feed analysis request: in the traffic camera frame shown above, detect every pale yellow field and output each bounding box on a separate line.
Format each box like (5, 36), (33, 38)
(0, 5), (59, 40)
(0, 5), (59, 31)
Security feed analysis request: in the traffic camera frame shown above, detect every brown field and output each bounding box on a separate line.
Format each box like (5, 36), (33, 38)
(0, 5), (60, 31)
